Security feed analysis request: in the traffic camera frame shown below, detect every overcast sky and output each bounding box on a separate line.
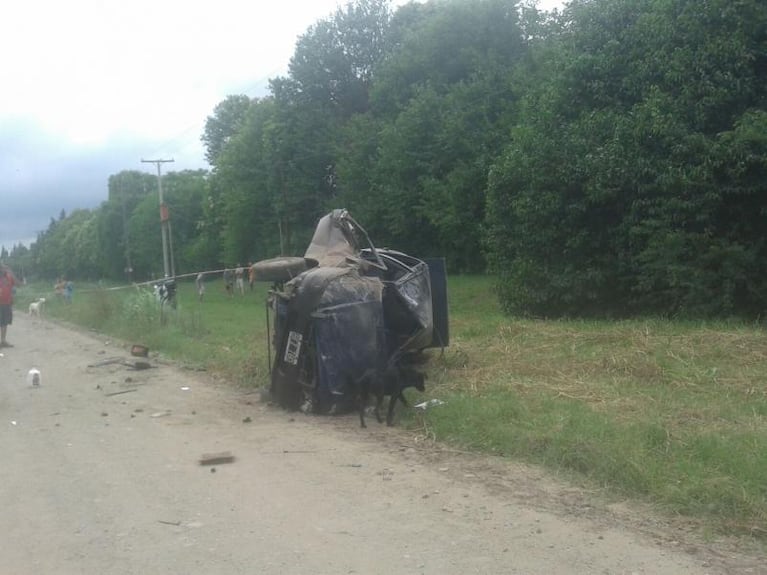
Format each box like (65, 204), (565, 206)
(0, 0), (563, 251)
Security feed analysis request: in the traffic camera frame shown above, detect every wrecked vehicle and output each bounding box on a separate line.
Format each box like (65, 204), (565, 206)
(253, 209), (448, 419)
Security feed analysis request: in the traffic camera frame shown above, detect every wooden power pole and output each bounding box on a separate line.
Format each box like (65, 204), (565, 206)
(141, 158), (175, 278)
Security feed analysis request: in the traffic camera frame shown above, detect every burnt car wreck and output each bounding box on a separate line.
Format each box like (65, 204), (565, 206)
(253, 209), (448, 425)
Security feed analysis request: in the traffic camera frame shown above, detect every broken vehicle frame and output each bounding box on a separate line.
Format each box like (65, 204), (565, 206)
(255, 209), (446, 416)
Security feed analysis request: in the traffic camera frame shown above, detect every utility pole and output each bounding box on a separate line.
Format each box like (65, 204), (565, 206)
(141, 158), (175, 278)
(119, 179), (133, 282)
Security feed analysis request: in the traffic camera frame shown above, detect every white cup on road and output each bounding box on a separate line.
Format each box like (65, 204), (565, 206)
(27, 368), (41, 387)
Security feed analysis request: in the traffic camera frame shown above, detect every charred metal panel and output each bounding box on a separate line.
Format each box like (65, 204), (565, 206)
(424, 258), (449, 348)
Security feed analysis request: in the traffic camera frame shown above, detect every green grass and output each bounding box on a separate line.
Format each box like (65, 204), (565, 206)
(18, 278), (273, 385)
(16, 275), (767, 539)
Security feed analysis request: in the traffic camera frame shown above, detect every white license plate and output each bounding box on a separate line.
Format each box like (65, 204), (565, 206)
(284, 331), (303, 365)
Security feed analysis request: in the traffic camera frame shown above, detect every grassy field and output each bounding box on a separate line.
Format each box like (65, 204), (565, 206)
(17, 275), (767, 539)
(21, 279), (274, 385)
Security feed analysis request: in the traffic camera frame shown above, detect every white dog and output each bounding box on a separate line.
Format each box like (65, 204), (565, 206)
(28, 297), (46, 317)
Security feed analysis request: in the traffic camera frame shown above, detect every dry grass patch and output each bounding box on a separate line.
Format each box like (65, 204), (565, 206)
(423, 276), (767, 538)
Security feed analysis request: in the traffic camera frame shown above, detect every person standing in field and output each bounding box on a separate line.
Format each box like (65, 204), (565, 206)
(195, 272), (206, 302)
(54, 277), (65, 298)
(248, 262), (256, 292)
(0, 262), (17, 347)
(63, 278), (74, 303)
(235, 264), (245, 296)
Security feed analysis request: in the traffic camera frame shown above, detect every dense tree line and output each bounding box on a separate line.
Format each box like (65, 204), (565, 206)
(486, 0), (767, 317)
(6, 0), (766, 317)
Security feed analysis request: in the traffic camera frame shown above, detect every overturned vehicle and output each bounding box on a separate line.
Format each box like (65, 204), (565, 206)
(253, 210), (448, 422)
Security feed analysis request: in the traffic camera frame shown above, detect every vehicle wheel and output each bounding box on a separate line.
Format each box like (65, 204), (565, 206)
(252, 257), (317, 282)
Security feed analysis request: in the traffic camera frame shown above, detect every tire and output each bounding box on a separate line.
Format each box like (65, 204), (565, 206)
(252, 257), (317, 283)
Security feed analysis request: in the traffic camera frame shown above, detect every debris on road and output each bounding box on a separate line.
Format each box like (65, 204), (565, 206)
(131, 344), (149, 357)
(199, 451), (236, 466)
(88, 357), (128, 367)
(414, 399), (445, 411)
(87, 357), (153, 370)
(27, 368), (41, 387)
(104, 389), (138, 397)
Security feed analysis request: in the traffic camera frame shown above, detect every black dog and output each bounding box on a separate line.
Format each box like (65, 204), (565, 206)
(357, 365), (426, 428)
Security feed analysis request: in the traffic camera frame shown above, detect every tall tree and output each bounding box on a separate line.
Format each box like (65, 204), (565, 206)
(202, 95), (252, 166)
(337, 0), (528, 270)
(213, 97), (283, 262)
(289, 0), (393, 117)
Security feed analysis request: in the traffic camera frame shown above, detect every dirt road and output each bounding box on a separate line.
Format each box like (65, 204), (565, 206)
(0, 312), (762, 574)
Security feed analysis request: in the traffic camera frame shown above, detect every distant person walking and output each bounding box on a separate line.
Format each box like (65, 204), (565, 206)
(195, 272), (206, 302)
(63, 278), (74, 303)
(235, 264), (245, 295)
(0, 262), (17, 347)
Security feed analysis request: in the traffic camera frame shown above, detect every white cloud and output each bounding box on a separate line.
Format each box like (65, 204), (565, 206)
(1, 1), (349, 147)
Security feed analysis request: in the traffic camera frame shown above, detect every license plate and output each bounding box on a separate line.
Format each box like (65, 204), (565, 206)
(284, 331), (303, 365)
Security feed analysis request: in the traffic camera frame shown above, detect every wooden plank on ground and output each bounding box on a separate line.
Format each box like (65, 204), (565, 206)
(198, 451), (236, 466)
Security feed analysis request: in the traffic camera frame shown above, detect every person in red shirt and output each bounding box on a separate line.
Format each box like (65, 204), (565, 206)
(0, 262), (17, 347)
